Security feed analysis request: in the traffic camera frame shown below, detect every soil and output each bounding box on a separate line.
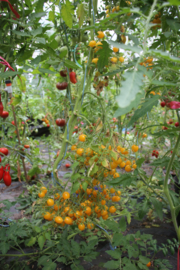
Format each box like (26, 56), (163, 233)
(0, 142), (178, 270)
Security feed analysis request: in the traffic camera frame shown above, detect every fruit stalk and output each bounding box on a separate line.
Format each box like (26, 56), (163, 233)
(11, 105), (28, 182)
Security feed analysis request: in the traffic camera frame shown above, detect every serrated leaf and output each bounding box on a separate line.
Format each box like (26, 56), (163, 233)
(82, 181), (88, 191)
(103, 260), (119, 269)
(139, 255), (151, 264)
(26, 236), (36, 247)
(150, 198), (163, 220)
(119, 216), (127, 232)
(38, 255), (49, 266)
(38, 235), (46, 250)
(27, 166), (41, 177)
(101, 158), (109, 168)
(31, 27), (42, 36)
(71, 240), (80, 257)
(0, 71), (21, 78)
(97, 41), (111, 73)
(0, 242), (10, 254)
(63, 59), (80, 69)
(77, 3), (86, 27)
(39, 68), (56, 74)
(127, 95), (159, 127)
(42, 262), (56, 270)
(149, 49), (180, 63)
(108, 40), (142, 54)
(61, 0), (74, 28)
(34, 226), (41, 233)
(71, 181), (80, 193)
(166, 19), (180, 31)
(49, 10), (55, 23)
(106, 250), (121, 259)
(13, 30), (31, 37)
(104, 219), (119, 232)
(45, 232), (51, 240)
(152, 80), (177, 86)
(107, 174), (136, 187)
(116, 70), (145, 115)
(168, 0), (180, 5)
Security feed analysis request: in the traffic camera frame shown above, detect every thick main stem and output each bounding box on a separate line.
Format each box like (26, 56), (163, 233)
(164, 132), (180, 243)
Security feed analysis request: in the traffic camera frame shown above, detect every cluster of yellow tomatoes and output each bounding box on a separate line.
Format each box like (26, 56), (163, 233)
(38, 185), (121, 231)
(71, 134), (138, 177)
(89, 31), (125, 66)
(139, 57), (154, 70)
(151, 12), (161, 29)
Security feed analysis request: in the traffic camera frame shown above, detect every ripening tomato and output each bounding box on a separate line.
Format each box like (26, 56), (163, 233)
(78, 223), (85, 231)
(79, 134), (86, 142)
(69, 72), (77, 84)
(0, 148), (9, 156)
(56, 118), (66, 127)
(0, 166), (4, 180)
(55, 216), (63, 224)
(56, 82), (68, 90)
(1, 111), (9, 119)
(65, 164), (70, 168)
(11, 121), (15, 125)
(62, 191), (70, 200)
(3, 171), (11, 186)
(24, 145), (30, 149)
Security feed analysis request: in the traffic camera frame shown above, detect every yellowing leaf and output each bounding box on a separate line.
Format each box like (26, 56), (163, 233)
(101, 159), (109, 168)
(61, 0), (74, 28)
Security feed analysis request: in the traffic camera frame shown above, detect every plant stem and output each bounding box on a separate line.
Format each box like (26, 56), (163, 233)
(164, 132), (180, 243)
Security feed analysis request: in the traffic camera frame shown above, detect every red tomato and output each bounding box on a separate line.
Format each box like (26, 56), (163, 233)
(160, 101), (166, 107)
(1, 111), (9, 119)
(47, 124), (50, 127)
(56, 118), (66, 127)
(69, 72), (77, 84)
(11, 121), (15, 125)
(65, 164), (70, 168)
(0, 166), (4, 180)
(3, 171), (11, 186)
(56, 82), (68, 90)
(175, 122), (179, 127)
(0, 101), (3, 116)
(24, 145), (30, 149)
(60, 70), (67, 77)
(0, 148), (9, 156)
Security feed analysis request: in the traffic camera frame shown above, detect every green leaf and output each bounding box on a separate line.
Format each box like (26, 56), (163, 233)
(42, 262), (56, 270)
(77, 3), (87, 27)
(16, 75), (26, 92)
(45, 232), (51, 240)
(27, 166), (41, 177)
(115, 70), (145, 116)
(0, 242), (10, 254)
(38, 255), (49, 266)
(106, 250), (122, 259)
(166, 19), (180, 31)
(71, 181), (80, 193)
(13, 30), (31, 37)
(149, 49), (180, 63)
(26, 236), (36, 247)
(39, 68), (56, 74)
(119, 216), (127, 232)
(107, 174), (136, 187)
(0, 71), (21, 78)
(108, 40), (142, 54)
(33, 37), (46, 44)
(49, 10), (55, 23)
(104, 219), (119, 232)
(34, 226), (41, 233)
(82, 181), (88, 191)
(150, 198), (163, 220)
(71, 240), (80, 257)
(136, 158), (145, 167)
(97, 41), (111, 73)
(61, 0), (74, 28)
(151, 80), (177, 86)
(103, 260), (119, 269)
(168, 0), (180, 5)
(63, 59), (80, 69)
(139, 255), (151, 264)
(150, 156), (170, 167)
(127, 95), (159, 127)
(38, 235), (46, 250)
(30, 12), (47, 20)
(123, 261), (139, 270)
(31, 27), (42, 37)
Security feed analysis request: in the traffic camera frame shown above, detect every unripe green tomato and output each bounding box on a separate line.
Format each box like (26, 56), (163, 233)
(137, 181), (144, 188)
(58, 46), (68, 57)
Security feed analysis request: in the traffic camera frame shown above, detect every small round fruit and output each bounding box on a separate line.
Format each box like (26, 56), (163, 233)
(146, 262), (151, 267)
(56, 82), (68, 90)
(47, 199), (54, 206)
(1, 111), (9, 119)
(78, 223), (85, 231)
(40, 186), (47, 194)
(92, 58), (98, 64)
(113, 47), (119, 53)
(79, 134), (86, 142)
(125, 165), (131, 172)
(62, 191), (70, 200)
(76, 148), (84, 156)
(109, 206), (116, 213)
(87, 223), (94, 230)
(119, 56), (124, 63)
(43, 212), (52, 220)
(55, 216), (63, 224)
(120, 162), (125, 168)
(56, 118), (66, 127)
(111, 57), (118, 63)
(97, 31), (104, 38)
(64, 217), (73, 225)
(89, 40), (96, 47)
(175, 122), (179, 127)
(113, 172), (120, 178)
(131, 145), (139, 152)
(160, 101), (166, 107)
(24, 145), (30, 149)
(132, 164), (137, 169)
(71, 145), (77, 151)
(54, 193), (60, 199)
(38, 192), (46, 198)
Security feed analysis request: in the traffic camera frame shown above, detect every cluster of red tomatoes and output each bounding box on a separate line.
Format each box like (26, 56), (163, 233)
(152, 150), (159, 158)
(0, 148), (11, 186)
(56, 69), (77, 91)
(38, 184), (121, 231)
